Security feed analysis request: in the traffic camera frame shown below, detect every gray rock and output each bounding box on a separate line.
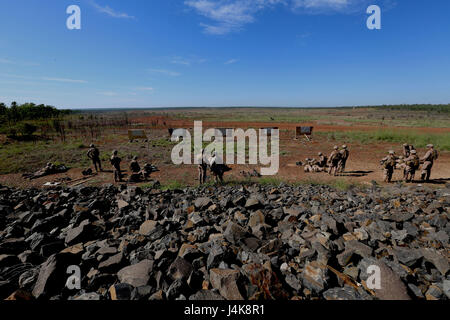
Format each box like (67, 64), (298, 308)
(117, 259), (154, 287)
(210, 268), (243, 300)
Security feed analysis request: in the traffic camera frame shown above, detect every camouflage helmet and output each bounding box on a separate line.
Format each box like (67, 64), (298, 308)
(389, 150), (395, 154)
(403, 143), (408, 147)
(334, 146), (338, 150)
(46, 162), (53, 166)
(112, 150), (118, 155)
(342, 145), (347, 149)
(90, 144), (95, 148)
(133, 156), (138, 160)
(410, 150), (417, 154)
(426, 144), (433, 148)
(318, 152), (322, 156)
(398, 156), (404, 159)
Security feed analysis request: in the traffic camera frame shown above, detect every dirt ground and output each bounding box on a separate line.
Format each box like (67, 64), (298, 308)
(1, 116), (448, 189)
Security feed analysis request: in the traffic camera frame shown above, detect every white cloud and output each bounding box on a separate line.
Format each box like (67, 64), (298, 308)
(149, 69), (181, 77)
(291, 0), (372, 13)
(42, 77), (87, 84)
(185, 0), (286, 35)
(170, 56), (207, 66)
(225, 59), (239, 64)
(97, 91), (118, 96)
(185, 0), (385, 34)
(91, 1), (135, 19)
(0, 58), (40, 66)
(171, 57), (191, 66)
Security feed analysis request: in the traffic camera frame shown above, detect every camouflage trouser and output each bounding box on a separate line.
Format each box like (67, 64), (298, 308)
(312, 165), (323, 172)
(328, 161), (339, 176)
(113, 166), (122, 182)
(92, 157), (102, 172)
(404, 166), (416, 182)
(211, 167), (224, 183)
(198, 165), (207, 184)
(396, 163), (407, 180)
(304, 165), (313, 173)
(421, 161), (433, 181)
(338, 159), (347, 173)
(383, 168), (394, 182)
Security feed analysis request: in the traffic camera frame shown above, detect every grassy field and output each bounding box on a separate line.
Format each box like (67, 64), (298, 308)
(317, 130), (450, 151)
(132, 105), (450, 128)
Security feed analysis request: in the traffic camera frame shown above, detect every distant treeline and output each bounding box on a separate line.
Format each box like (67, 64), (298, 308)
(0, 102), (74, 138)
(0, 102), (72, 124)
(367, 104), (450, 113)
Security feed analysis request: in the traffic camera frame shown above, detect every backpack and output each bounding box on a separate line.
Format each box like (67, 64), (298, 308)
(432, 149), (439, 161)
(408, 156), (420, 169)
(383, 157), (395, 169)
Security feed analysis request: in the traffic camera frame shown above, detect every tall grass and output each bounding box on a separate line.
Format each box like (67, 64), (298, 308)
(318, 130), (450, 151)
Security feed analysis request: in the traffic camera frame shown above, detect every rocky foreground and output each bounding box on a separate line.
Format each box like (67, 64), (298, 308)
(0, 182), (449, 301)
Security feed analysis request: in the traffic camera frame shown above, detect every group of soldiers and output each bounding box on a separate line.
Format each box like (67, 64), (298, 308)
(25, 141), (441, 185)
(380, 143), (439, 183)
(86, 144), (156, 183)
(303, 145), (350, 176)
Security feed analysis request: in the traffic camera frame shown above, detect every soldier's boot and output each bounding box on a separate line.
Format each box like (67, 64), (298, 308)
(420, 172), (426, 181)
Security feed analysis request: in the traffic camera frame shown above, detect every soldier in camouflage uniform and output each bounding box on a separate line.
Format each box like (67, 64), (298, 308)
(311, 156), (323, 172)
(420, 144), (439, 181)
(87, 144), (102, 172)
(130, 156), (141, 174)
(402, 144), (411, 158)
(128, 156), (141, 182)
(396, 156), (407, 181)
(380, 150), (397, 183)
(316, 152), (328, 172)
(110, 150), (122, 182)
(197, 149), (208, 185)
(328, 146), (342, 176)
(404, 149), (420, 182)
(338, 145), (349, 173)
(303, 158), (313, 173)
(209, 152), (231, 184)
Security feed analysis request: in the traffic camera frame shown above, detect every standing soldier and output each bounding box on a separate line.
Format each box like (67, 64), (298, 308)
(328, 146), (341, 176)
(87, 144), (102, 172)
(110, 150), (122, 182)
(338, 145), (349, 173)
(404, 150), (420, 182)
(402, 143), (411, 158)
(380, 150), (397, 183)
(420, 144), (439, 181)
(396, 156), (407, 181)
(197, 149), (208, 185)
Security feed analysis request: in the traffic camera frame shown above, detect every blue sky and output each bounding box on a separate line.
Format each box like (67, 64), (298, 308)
(0, 0), (449, 109)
